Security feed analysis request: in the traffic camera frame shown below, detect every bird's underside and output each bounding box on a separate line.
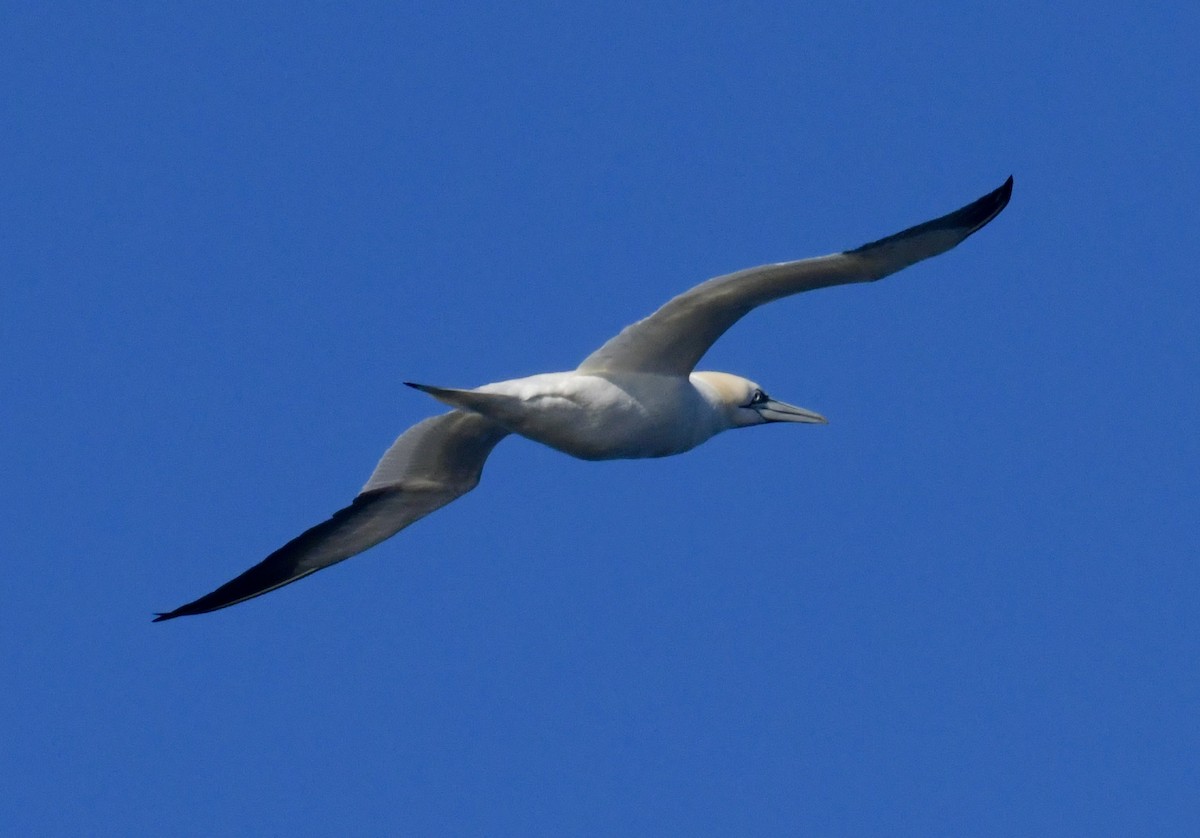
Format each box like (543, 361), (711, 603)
(154, 176), (1012, 621)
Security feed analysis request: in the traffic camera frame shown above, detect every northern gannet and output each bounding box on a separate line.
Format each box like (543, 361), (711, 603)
(154, 177), (1012, 621)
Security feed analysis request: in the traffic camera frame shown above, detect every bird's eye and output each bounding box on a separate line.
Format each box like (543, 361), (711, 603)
(748, 389), (768, 406)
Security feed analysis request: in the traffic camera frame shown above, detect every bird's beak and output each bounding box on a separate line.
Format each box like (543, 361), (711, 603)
(757, 399), (828, 424)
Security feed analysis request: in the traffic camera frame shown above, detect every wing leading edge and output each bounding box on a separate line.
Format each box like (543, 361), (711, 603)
(577, 177), (1013, 376)
(154, 411), (509, 621)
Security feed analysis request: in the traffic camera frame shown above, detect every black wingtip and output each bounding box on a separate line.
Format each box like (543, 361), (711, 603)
(150, 491), (405, 622)
(985, 175), (1014, 223)
(404, 381), (431, 392)
(960, 175), (1014, 232)
(848, 175), (1014, 255)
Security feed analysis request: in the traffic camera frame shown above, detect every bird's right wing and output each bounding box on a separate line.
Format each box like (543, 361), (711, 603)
(577, 177), (1013, 376)
(154, 410), (510, 621)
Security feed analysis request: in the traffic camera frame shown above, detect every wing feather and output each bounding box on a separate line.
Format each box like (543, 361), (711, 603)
(154, 411), (509, 621)
(577, 177), (1012, 375)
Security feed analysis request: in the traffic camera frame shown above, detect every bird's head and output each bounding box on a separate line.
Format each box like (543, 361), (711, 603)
(692, 371), (828, 430)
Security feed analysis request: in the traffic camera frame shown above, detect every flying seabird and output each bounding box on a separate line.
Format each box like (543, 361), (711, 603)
(154, 177), (1012, 621)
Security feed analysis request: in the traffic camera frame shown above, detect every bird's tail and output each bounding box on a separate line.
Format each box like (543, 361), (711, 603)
(405, 382), (527, 428)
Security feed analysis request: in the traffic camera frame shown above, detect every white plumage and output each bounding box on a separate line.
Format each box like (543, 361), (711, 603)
(155, 177), (1012, 621)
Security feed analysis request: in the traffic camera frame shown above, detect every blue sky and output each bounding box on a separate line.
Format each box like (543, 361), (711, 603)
(3, 2), (1198, 834)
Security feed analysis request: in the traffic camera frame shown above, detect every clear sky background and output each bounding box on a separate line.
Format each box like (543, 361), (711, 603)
(3, 3), (1198, 835)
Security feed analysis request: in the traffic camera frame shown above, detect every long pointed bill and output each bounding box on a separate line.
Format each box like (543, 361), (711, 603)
(756, 399), (828, 424)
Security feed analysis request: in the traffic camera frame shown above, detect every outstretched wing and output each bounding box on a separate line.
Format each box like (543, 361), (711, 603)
(578, 177), (1012, 376)
(154, 411), (510, 621)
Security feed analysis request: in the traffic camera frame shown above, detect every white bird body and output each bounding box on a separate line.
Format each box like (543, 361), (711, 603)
(156, 177), (1012, 621)
(483, 371), (723, 459)
(420, 370), (772, 461)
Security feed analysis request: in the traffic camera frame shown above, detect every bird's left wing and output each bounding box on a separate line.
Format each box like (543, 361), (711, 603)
(154, 410), (509, 621)
(577, 177), (1012, 376)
